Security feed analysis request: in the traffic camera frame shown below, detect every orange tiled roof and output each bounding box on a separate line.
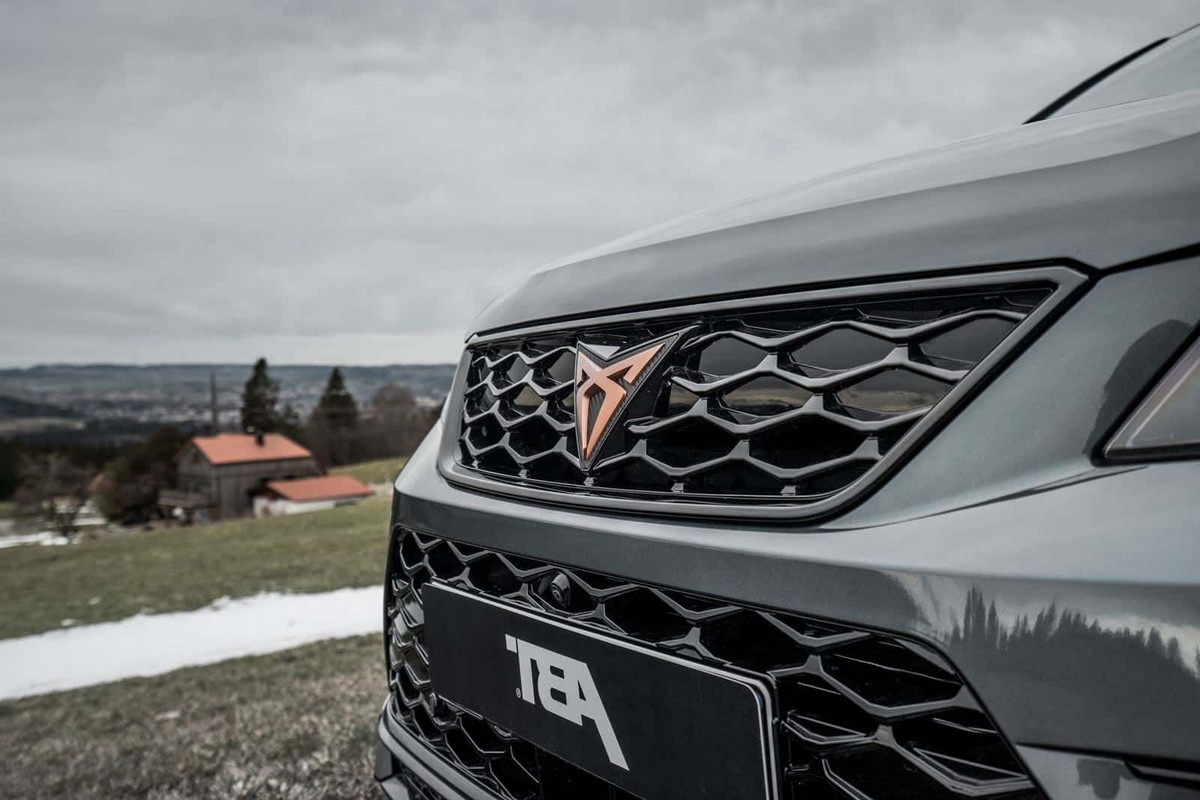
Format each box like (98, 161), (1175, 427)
(265, 475), (373, 502)
(188, 433), (313, 466)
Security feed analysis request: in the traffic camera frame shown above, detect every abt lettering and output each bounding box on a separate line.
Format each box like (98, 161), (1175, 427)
(505, 634), (628, 770)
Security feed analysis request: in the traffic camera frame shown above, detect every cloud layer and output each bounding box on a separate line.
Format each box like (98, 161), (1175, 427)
(2, 1), (1196, 365)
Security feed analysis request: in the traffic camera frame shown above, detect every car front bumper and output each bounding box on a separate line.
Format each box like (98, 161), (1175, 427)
(376, 711), (486, 800)
(378, 257), (1200, 799)
(379, 441), (1200, 799)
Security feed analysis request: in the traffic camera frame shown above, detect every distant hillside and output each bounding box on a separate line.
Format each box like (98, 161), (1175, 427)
(0, 394), (81, 420)
(0, 393), (86, 439)
(0, 363), (457, 437)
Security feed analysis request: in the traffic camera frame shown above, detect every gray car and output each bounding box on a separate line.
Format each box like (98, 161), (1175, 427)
(376, 24), (1200, 800)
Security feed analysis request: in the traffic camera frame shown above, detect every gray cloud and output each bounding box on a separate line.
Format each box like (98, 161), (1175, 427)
(1, 0), (1197, 365)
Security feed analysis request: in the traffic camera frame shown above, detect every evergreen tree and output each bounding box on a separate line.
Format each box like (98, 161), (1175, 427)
(278, 403), (304, 439)
(306, 368), (360, 466)
(240, 357), (281, 434)
(313, 368), (359, 429)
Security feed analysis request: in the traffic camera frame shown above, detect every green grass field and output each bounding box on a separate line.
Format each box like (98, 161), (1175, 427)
(332, 456), (408, 485)
(0, 635), (381, 800)
(0, 494), (391, 640)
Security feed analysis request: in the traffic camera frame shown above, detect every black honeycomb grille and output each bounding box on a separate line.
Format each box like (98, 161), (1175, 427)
(384, 528), (1045, 800)
(455, 285), (1051, 506)
(396, 765), (443, 800)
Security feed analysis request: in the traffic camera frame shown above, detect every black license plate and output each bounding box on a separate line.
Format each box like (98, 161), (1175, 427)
(424, 583), (776, 800)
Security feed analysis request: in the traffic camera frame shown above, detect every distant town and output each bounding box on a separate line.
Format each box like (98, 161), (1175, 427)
(0, 360), (457, 535)
(0, 362), (456, 444)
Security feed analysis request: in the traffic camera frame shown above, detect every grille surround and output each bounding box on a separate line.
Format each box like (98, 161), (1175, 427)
(385, 527), (1046, 800)
(440, 267), (1085, 520)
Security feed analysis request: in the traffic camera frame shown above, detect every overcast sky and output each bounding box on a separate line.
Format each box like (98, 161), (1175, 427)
(2, 1), (1197, 367)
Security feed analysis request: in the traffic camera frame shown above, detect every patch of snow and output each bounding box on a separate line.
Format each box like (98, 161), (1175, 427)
(0, 531), (70, 549)
(0, 586), (383, 701)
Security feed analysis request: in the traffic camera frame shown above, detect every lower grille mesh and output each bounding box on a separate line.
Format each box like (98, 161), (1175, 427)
(384, 528), (1043, 800)
(396, 764), (442, 800)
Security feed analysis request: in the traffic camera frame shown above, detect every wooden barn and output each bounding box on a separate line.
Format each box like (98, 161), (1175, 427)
(160, 433), (322, 522)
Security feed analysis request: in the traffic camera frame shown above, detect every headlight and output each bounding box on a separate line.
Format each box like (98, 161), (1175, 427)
(1106, 335), (1200, 460)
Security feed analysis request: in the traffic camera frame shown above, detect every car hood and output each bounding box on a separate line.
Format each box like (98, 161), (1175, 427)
(472, 89), (1200, 336)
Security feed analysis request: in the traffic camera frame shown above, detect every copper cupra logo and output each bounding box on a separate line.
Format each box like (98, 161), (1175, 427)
(574, 332), (681, 470)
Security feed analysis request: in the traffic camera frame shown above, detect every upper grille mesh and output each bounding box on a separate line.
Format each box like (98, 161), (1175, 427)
(455, 286), (1050, 504)
(384, 528), (1045, 800)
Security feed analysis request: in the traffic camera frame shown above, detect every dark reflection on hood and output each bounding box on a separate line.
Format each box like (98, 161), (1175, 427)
(953, 586), (1198, 677)
(1021, 745), (1200, 800)
(947, 586), (1200, 760)
(1078, 758), (1124, 799)
(1077, 757), (1200, 800)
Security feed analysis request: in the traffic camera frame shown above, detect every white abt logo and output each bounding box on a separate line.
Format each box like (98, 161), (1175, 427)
(505, 634), (628, 770)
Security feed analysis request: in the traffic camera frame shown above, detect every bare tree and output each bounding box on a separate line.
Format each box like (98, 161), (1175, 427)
(366, 383), (434, 457)
(15, 453), (92, 537)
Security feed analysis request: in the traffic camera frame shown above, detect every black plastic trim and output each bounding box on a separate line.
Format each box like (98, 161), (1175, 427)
(1128, 758), (1200, 790)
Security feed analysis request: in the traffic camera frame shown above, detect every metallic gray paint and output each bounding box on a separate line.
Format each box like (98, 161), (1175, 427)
(471, 90), (1200, 337)
(394, 260), (1200, 784)
(385, 77), (1200, 797)
(399, 438), (1200, 765)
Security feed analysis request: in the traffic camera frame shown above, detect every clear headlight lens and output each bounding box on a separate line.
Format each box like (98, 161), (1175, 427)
(1106, 336), (1200, 460)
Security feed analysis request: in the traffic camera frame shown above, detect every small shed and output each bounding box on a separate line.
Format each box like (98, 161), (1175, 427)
(254, 474), (374, 518)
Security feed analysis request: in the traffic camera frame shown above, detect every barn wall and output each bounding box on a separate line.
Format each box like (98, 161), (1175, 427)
(176, 448), (215, 495)
(209, 457), (321, 519)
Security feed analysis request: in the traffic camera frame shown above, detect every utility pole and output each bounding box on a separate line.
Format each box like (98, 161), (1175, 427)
(210, 372), (219, 434)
